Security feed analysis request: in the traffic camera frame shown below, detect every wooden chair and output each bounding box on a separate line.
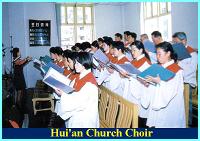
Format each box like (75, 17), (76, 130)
(98, 86), (138, 128)
(184, 84), (190, 128)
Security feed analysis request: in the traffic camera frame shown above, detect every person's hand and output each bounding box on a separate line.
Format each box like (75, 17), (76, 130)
(145, 74), (161, 84)
(55, 88), (65, 96)
(26, 56), (32, 61)
(120, 71), (130, 78)
(137, 77), (149, 87)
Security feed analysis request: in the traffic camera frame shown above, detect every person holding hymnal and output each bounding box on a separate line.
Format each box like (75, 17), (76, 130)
(49, 47), (57, 63)
(52, 51), (79, 116)
(13, 47), (32, 109)
(140, 33), (157, 64)
(172, 32), (198, 126)
(54, 47), (65, 68)
(102, 41), (129, 97)
(62, 49), (72, 77)
(120, 41), (153, 128)
(145, 41), (185, 128)
(55, 52), (99, 128)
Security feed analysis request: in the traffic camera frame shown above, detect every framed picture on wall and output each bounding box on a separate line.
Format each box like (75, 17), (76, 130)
(29, 19), (51, 46)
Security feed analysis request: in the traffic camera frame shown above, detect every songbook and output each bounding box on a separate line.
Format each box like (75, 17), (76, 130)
(172, 43), (191, 60)
(33, 58), (42, 66)
(41, 62), (64, 74)
(143, 40), (156, 53)
(137, 64), (175, 83)
(93, 49), (110, 65)
(108, 62), (141, 77)
(40, 55), (52, 64)
(43, 68), (74, 94)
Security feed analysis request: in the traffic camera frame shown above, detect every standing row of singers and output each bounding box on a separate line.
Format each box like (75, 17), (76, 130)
(34, 30), (197, 128)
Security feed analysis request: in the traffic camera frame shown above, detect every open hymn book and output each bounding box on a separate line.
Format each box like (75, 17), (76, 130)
(43, 68), (74, 94)
(137, 64), (175, 85)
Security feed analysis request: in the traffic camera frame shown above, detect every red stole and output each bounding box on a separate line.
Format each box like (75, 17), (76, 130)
(166, 63), (181, 73)
(57, 60), (65, 68)
(131, 56), (151, 68)
(106, 52), (117, 63)
(73, 72), (97, 92)
(63, 68), (71, 76)
(116, 56), (129, 64)
(68, 72), (79, 81)
(186, 46), (195, 54)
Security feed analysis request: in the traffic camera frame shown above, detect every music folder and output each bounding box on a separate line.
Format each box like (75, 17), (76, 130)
(43, 68), (74, 94)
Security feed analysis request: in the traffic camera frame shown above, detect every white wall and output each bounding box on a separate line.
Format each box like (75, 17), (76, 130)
(2, 3), (11, 74)
(122, 2), (141, 39)
(171, 2), (198, 48)
(94, 4), (124, 39)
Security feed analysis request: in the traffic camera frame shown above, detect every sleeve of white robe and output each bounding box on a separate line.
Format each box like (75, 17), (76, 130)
(151, 70), (184, 110)
(59, 82), (98, 120)
(178, 52), (197, 87)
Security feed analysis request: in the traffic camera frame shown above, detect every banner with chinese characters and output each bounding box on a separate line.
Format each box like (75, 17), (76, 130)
(29, 20), (51, 46)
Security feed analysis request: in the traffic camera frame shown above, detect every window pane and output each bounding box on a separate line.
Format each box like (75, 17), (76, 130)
(168, 2), (171, 12)
(67, 7), (74, 23)
(61, 6), (66, 24)
(146, 2), (152, 18)
(152, 2), (158, 16)
(144, 18), (158, 40)
(158, 15), (172, 41)
(77, 7), (83, 23)
(160, 2), (167, 14)
(77, 26), (92, 43)
(85, 7), (92, 23)
(61, 26), (74, 48)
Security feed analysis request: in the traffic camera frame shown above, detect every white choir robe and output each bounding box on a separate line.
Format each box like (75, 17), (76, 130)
(178, 51), (198, 87)
(147, 62), (185, 128)
(58, 82), (99, 128)
(124, 61), (152, 119)
(105, 70), (124, 96)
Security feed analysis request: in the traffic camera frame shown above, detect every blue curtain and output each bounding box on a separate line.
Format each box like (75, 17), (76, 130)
(55, 3), (61, 46)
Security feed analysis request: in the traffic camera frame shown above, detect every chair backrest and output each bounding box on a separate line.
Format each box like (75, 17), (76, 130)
(98, 86), (138, 128)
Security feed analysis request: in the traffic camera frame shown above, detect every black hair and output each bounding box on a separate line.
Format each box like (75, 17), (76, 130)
(113, 41), (125, 53)
(91, 40), (99, 49)
(104, 37), (113, 46)
(151, 31), (162, 37)
(49, 47), (56, 54)
(128, 32), (137, 40)
(97, 38), (104, 43)
(75, 52), (93, 70)
(115, 33), (122, 40)
(13, 48), (19, 58)
(156, 41), (177, 62)
(63, 49), (72, 58)
(67, 52), (78, 71)
(124, 31), (130, 35)
(80, 42), (91, 51)
(71, 46), (76, 51)
(54, 47), (63, 56)
(131, 40), (150, 61)
(75, 43), (81, 48)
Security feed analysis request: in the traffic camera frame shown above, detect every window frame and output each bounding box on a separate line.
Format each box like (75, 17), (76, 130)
(60, 3), (94, 48)
(142, 2), (172, 41)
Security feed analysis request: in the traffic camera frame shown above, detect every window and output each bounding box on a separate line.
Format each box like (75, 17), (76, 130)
(60, 4), (94, 49)
(141, 2), (172, 41)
